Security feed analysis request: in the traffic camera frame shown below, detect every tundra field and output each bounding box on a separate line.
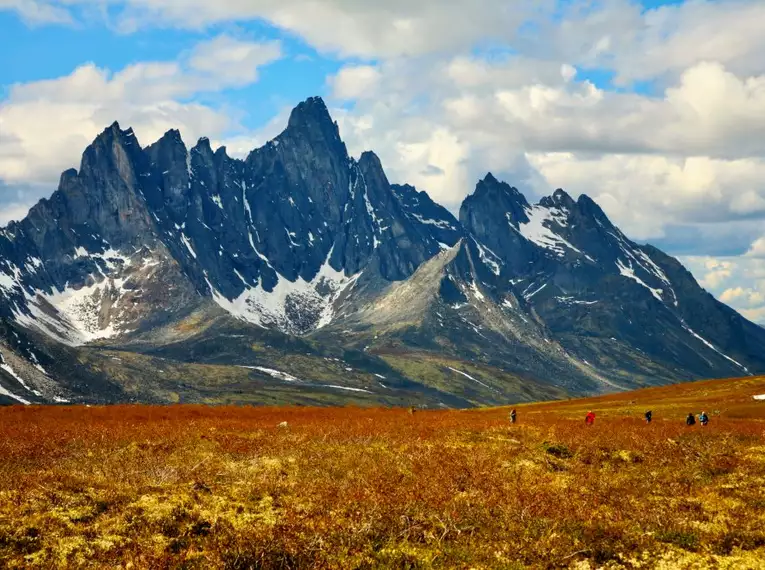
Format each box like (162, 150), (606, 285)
(1, 376), (765, 569)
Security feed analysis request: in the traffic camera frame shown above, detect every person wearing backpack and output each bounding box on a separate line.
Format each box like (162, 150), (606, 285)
(644, 410), (652, 424)
(686, 412), (696, 426)
(509, 409), (517, 424)
(585, 411), (595, 426)
(699, 411), (709, 426)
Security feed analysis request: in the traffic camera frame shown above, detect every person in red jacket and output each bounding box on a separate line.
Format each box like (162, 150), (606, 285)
(585, 411), (595, 425)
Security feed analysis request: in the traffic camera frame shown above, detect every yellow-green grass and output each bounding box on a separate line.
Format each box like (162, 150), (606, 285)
(1, 375), (764, 568)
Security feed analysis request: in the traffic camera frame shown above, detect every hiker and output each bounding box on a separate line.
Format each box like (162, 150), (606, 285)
(585, 410), (595, 426)
(645, 410), (652, 424)
(510, 409), (517, 424)
(699, 411), (709, 426)
(686, 412), (696, 426)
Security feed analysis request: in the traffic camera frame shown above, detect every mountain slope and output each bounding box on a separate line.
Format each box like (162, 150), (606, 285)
(459, 175), (765, 384)
(1, 96), (763, 406)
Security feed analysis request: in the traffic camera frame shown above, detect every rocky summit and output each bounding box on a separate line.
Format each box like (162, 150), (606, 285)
(1, 97), (763, 407)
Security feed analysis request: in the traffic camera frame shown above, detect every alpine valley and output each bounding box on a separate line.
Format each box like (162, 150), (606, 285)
(1, 97), (763, 407)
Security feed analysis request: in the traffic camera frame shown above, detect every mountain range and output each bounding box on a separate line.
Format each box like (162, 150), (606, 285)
(1, 96), (763, 407)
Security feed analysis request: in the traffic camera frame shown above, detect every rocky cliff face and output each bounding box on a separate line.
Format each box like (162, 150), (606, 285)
(1, 96), (763, 406)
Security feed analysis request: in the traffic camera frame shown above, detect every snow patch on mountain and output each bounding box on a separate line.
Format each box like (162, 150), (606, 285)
(99, 249), (132, 270)
(16, 278), (128, 345)
(515, 205), (582, 258)
(0, 263), (23, 294)
(321, 385), (371, 393)
(10, 247), (144, 346)
(468, 280), (486, 302)
(240, 366), (300, 382)
(523, 282), (547, 301)
(362, 177), (380, 228)
(181, 234), (197, 259)
(208, 247), (361, 335)
(501, 297), (529, 322)
(26, 350), (48, 376)
(26, 256), (43, 271)
(0, 357), (41, 397)
(239, 365), (370, 393)
(447, 366), (494, 391)
(72, 246), (133, 271)
(680, 320), (749, 373)
(616, 259), (663, 301)
(634, 249), (679, 307)
(411, 213), (454, 229)
(556, 296), (598, 306)
(609, 231), (678, 306)
(0, 382), (30, 405)
(473, 238), (502, 276)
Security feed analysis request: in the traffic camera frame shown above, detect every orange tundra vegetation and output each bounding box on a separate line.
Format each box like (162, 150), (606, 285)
(1, 375), (765, 569)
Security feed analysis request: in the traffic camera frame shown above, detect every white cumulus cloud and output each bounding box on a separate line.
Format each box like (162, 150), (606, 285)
(330, 65), (382, 100)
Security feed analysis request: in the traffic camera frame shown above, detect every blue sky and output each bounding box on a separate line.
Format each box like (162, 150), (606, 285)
(1, 0), (765, 321)
(0, 12), (340, 131)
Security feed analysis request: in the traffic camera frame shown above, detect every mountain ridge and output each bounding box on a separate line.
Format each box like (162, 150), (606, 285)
(1, 96), (763, 407)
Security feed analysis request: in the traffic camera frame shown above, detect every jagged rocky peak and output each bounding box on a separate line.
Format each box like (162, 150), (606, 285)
(357, 150), (388, 188)
(59, 168), (79, 186)
(391, 183), (462, 247)
(287, 96), (337, 130)
(276, 96), (348, 162)
(145, 128), (191, 220)
(460, 173), (530, 229)
(164, 127), (183, 140)
(540, 188), (576, 210)
(473, 172), (527, 202)
(79, 121), (143, 182)
(457, 174), (538, 273)
(358, 150), (384, 175)
(240, 98), (352, 234)
(193, 136), (213, 155)
(16, 120), (156, 258)
(575, 192), (614, 229)
(102, 120), (127, 139)
(146, 128), (187, 160)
